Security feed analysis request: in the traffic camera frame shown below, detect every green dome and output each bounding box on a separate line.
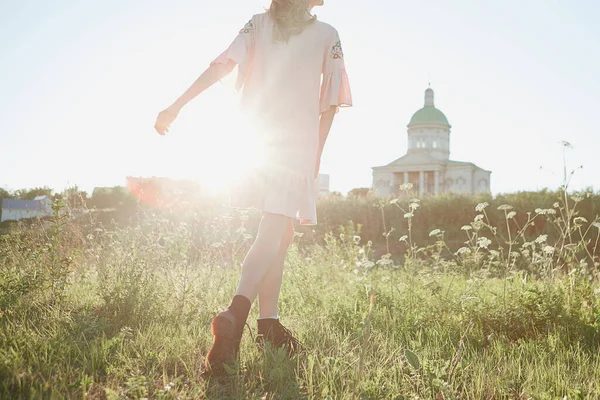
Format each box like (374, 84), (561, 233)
(408, 106), (450, 127)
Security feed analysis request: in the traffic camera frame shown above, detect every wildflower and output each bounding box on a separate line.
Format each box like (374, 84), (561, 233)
(543, 245), (555, 255)
(390, 198), (399, 205)
(472, 220), (484, 231)
(461, 225), (473, 231)
(475, 202), (489, 212)
(489, 250), (500, 258)
(361, 261), (375, 268)
(553, 202), (560, 208)
(399, 183), (414, 191)
(409, 202), (420, 211)
(571, 195), (583, 202)
(353, 235), (361, 244)
(592, 222), (600, 229)
(455, 247), (471, 256)
(536, 208), (556, 215)
(477, 237), (492, 249)
(399, 235), (408, 242)
(429, 229), (441, 237)
(573, 217), (588, 225)
(534, 234), (548, 244)
(404, 212), (413, 219)
(497, 204), (513, 211)
(507, 211), (517, 219)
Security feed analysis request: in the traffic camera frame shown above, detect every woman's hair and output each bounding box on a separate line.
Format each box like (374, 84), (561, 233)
(268, 0), (316, 42)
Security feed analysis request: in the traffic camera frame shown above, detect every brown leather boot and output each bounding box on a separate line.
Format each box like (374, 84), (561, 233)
(205, 310), (243, 374)
(256, 318), (302, 356)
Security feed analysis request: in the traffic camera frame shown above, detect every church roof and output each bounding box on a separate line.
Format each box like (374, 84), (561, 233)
(408, 88), (450, 127)
(408, 107), (450, 127)
(373, 153), (491, 172)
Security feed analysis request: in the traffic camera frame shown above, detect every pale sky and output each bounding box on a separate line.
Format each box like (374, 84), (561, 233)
(1, 0), (599, 195)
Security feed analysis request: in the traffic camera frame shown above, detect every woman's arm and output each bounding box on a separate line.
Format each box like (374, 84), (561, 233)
(315, 106), (337, 178)
(154, 60), (237, 135)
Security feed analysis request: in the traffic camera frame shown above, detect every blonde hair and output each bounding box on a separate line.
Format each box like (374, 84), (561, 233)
(269, 0), (316, 42)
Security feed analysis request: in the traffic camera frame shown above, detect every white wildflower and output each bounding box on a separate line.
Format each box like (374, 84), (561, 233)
(455, 247), (471, 256)
(409, 202), (420, 211)
(475, 202), (489, 212)
(507, 211), (517, 219)
(477, 237), (492, 249)
(399, 183), (413, 191)
(399, 235), (408, 242)
(404, 212), (413, 219)
(429, 229), (441, 237)
(390, 198), (399, 205)
(474, 214), (484, 222)
(553, 202), (560, 208)
(592, 222), (600, 229)
(489, 250), (500, 258)
(353, 235), (361, 244)
(461, 225), (473, 231)
(497, 204), (513, 211)
(543, 245), (555, 255)
(573, 217), (588, 225)
(534, 234), (548, 244)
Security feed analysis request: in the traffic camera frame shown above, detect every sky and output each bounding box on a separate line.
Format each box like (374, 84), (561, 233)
(1, 0), (599, 196)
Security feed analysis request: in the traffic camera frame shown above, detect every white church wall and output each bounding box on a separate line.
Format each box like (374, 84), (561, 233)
(373, 171), (395, 197)
(473, 169), (492, 194)
(443, 167), (474, 194)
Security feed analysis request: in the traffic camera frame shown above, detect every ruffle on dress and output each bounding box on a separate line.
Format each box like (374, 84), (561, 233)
(229, 164), (318, 225)
(319, 68), (352, 114)
(211, 33), (253, 91)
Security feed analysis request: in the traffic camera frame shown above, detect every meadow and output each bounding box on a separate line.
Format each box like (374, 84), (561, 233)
(1, 184), (599, 399)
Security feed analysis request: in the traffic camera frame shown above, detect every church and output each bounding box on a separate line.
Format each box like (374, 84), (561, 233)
(372, 88), (491, 197)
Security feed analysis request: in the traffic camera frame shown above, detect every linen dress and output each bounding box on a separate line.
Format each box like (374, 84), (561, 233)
(211, 12), (352, 225)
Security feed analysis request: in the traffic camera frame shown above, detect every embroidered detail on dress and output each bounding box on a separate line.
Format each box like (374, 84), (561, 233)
(330, 40), (344, 59)
(239, 20), (254, 34)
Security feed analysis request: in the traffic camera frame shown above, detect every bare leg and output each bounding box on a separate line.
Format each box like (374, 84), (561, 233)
(258, 220), (294, 319)
(235, 212), (291, 303)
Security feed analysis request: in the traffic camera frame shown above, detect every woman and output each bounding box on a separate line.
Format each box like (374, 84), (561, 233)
(154, 0), (352, 374)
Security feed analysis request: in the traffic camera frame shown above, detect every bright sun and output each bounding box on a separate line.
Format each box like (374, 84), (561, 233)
(172, 111), (266, 195)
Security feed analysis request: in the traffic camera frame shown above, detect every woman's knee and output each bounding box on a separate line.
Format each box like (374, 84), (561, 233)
(256, 213), (292, 247)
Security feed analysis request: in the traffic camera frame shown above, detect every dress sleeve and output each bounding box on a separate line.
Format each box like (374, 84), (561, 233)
(320, 30), (353, 114)
(211, 16), (256, 91)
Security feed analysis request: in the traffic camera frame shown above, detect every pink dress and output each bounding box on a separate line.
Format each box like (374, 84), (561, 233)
(211, 12), (352, 225)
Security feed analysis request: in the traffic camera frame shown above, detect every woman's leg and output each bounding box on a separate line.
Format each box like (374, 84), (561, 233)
(258, 220), (294, 319)
(205, 212), (292, 373)
(235, 212), (292, 302)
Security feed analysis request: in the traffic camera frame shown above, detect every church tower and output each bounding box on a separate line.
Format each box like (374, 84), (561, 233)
(407, 88), (451, 161)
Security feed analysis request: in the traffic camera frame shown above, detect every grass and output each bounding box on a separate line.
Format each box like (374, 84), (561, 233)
(1, 190), (599, 399)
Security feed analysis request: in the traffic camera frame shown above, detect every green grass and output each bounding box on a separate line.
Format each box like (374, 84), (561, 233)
(1, 196), (599, 399)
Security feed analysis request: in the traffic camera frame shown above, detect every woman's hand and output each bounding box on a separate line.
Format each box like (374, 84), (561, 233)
(154, 106), (180, 136)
